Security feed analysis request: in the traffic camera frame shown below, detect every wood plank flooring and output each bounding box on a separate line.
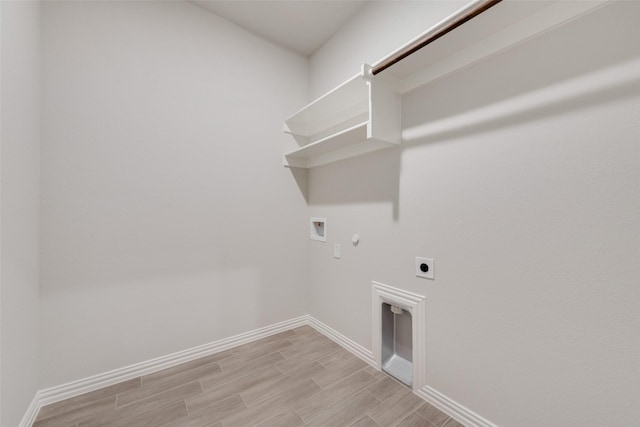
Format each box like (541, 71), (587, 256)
(33, 326), (463, 427)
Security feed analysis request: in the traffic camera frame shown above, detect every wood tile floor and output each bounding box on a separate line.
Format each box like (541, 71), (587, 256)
(33, 326), (464, 427)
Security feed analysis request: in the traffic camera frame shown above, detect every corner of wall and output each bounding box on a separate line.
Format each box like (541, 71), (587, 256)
(0, 0), (43, 425)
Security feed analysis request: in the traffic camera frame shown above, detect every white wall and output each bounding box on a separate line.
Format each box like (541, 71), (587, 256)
(0, 1), (42, 425)
(309, 0), (467, 98)
(308, 1), (640, 426)
(39, 0), (309, 387)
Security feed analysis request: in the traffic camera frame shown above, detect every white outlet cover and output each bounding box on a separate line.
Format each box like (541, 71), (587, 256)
(334, 243), (341, 259)
(415, 257), (434, 279)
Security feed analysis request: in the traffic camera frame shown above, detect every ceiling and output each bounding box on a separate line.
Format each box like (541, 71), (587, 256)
(190, 0), (368, 57)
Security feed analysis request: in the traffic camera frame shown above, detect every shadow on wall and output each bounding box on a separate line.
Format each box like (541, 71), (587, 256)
(289, 166), (310, 204)
(305, 147), (401, 220)
(401, 1), (640, 150)
(303, 1), (640, 223)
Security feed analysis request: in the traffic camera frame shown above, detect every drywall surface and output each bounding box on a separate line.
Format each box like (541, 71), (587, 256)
(40, 1), (309, 387)
(307, 2), (640, 426)
(0, 1), (42, 425)
(309, 0), (468, 98)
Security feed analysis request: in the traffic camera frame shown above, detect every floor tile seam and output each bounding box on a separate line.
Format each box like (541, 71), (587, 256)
(347, 415), (382, 427)
(200, 353), (283, 390)
(239, 373), (320, 409)
(219, 356), (267, 372)
(310, 373), (335, 391)
(291, 408), (306, 425)
(441, 416), (455, 426)
(275, 383), (324, 420)
(237, 392), (249, 412)
(156, 407), (190, 427)
(78, 389), (197, 427)
(276, 351), (333, 374)
(421, 411), (441, 427)
(213, 350), (236, 363)
(35, 383), (133, 423)
(368, 388), (414, 412)
(282, 338), (337, 358)
(365, 378), (410, 404)
(114, 401), (188, 427)
(198, 375), (252, 398)
(318, 365), (372, 391)
(244, 367), (312, 401)
(341, 390), (382, 416)
(311, 363), (371, 390)
(224, 343), (293, 367)
(115, 378), (204, 409)
(201, 367), (284, 404)
(185, 394), (248, 425)
(33, 395), (118, 427)
(275, 357), (288, 374)
(391, 409), (437, 427)
(139, 360), (223, 389)
(195, 378), (208, 396)
(35, 400), (86, 422)
(416, 403), (452, 427)
(142, 357), (223, 381)
(297, 377), (378, 424)
(185, 396), (191, 416)
(78, 401), (178, 424)
(311, 347), (347, 369)
(200, 383), (303, 427)
(367, 392), (426, 427)
(199, 367), (252, 388)
(141, 352), (235, 383)
(229, 337), (295, 357)
(113, 398), (193, 427)
(314, 353), (356, 371)
(255, 408), (296, 427)
(329, 374), (379, 400)
(305, 390), (381, 427)
(257, 379), (322, 419)
(279, 346), (323, 361)
(33, 403), (100, 425)
(361, 389), (393, 421)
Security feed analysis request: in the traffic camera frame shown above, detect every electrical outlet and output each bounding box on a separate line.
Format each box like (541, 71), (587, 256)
(334, 243), (341, 259)
(415, 257), (434, 279)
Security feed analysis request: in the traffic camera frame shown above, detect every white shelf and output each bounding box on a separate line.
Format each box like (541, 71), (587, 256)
(285, 121), (398, 169)
(284, 75), (369, 138)
(283, 65), (401, 169)
(282, 0), (609, 169)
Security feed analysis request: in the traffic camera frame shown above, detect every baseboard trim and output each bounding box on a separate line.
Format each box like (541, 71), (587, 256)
(20, 315), (308, 426)
(308, 314), (494, 427)
(305, 315), (376, 367)
(20, 314), (495, 427)
(416, 385), (497, 427)
(18, 391), (42, 427)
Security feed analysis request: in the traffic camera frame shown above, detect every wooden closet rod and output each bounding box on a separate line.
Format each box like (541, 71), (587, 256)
(371, 0), (503, 76)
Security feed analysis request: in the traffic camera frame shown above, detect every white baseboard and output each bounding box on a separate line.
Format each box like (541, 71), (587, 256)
(18, 391), (42, 427)
(305, 314), (376, 367)
(19, 315), (307, 427)
(309, 314), (495, 427)
(20, 314), (496, 427)
(416, 385), (497, 427)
